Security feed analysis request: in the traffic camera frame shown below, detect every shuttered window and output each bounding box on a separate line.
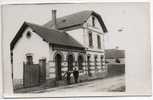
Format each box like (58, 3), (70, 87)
(92, 16), (95, 27)
(88, 31), (93, 47)
(97, 35), (101, 49)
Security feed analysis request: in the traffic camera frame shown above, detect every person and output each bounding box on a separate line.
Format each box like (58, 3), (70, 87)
(63, 70), (71, 85)
(73, 67), (79, 83)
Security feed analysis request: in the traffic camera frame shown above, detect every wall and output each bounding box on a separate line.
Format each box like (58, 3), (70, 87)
(46, 49), (107, 83)
(86, 51), (106, 75)
(106, 58), (125, 64)
(46, 49), (87, 79)
(67, 29), (85, 47)
(65, 15), (106, 78)
(83, 15), (105, 52)
(13, 27), (50, 80)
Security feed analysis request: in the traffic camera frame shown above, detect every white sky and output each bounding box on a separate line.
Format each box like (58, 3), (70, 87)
(2, 3), (149, 50)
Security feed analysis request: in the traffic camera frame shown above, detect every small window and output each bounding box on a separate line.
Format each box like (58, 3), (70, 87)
(97, 35), (101, 49)
(26, 31), (31, 38)
(26, 53), (33, 64)
(101, 56), (104, 69)
(78, 55), (84, 70)
(94, 55), (98, 71)
(62, 19), (66, 22)
(88, 31), (93, 47)
(115, 58), (120, 63)
(92, 16), (95, 27)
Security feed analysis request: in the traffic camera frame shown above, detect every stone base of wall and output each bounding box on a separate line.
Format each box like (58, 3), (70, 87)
(13, 71), (108, 92)
(107, 64), (125, 77)
(13, 79), (24, 90)
(40, 71), (108, 89)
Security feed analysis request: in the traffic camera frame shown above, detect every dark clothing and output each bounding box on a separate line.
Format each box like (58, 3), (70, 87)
(73, 70), (79, 83)
(66, 71), (71, 84)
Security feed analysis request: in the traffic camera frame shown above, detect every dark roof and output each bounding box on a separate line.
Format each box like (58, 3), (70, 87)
(10, 22), (85, 50)
(44, 10), (108, 33)
(105, 49), (125, 59)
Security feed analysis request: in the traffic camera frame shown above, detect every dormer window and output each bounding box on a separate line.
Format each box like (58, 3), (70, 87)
(88, 31), (93, 48)
(92, 16), (95, 27)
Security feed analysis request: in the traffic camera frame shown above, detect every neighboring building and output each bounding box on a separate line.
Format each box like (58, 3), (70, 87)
(10, 10), (108, 89)
(105, 49), (125, 64)
(105, 49), (125, 76)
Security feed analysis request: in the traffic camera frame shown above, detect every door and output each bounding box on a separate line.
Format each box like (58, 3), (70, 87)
(23, 64), (40, 88)
(55, 54), (62, 80)
(68, 55), (74, 71)
(78, 55), (83, 70)
(87, 55), (92, 76)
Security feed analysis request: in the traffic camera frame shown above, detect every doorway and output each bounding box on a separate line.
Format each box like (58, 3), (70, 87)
(67, 54), (74, 71)
(78, 55), (83, 70)
(55, 54), (62, 80)
(87, 55), (92, 76)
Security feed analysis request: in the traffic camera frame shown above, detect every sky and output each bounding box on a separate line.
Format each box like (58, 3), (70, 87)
(2, 3), (149, 50)
(2, 3), (151, 94)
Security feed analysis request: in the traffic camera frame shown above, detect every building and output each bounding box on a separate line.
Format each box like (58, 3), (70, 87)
(10, 10), (108, 89)
(105, 49), (125, 64)
(105, 49), (125, 76)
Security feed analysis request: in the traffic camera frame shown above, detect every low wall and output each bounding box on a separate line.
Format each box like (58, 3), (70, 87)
(107, 64), (125, 76)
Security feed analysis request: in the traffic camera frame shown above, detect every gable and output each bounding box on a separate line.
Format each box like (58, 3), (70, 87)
(10, 22), (85, 51)
(43, 10), (108, 33)
(85, 15), (104, 32)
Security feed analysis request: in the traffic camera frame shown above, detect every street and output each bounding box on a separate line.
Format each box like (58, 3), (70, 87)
(30, 75), (125, 93)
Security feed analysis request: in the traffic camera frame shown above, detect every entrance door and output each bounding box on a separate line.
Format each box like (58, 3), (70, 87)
(23, 64), (40, 87)
(87, 55), (92, 76)
(55, 54), (62, 80)
(78, 55), (83, 70)
(68, 55), (74, 71)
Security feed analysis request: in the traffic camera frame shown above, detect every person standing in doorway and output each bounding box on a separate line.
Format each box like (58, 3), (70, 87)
(64, 70), (71, 85)
(66, 71), (71, 84)
(73, 67), (79, 83)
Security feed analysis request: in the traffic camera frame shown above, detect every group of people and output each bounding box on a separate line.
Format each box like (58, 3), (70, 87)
(64, 67), (79, 84)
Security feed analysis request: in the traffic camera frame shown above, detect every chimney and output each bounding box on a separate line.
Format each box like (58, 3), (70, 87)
(52, 10), (57, 29)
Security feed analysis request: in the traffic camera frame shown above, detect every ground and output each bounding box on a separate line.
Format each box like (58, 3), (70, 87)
(15, 74), (125, 93)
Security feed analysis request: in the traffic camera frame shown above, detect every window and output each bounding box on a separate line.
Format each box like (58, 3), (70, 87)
(97, 35), (101, 49)
(115, 58), (120, 63)
(26, 53), (33, 64)
(78, 55), (84, 70)
(94, 55), (98, 72)
(88, 31), (93, 47)
(26, 31), (31, 38)
(87, 55), (92, 76)
(92, 16), (95, 27)
(101, 56), (104, 70)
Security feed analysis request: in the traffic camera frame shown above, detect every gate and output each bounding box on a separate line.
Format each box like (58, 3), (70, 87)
(23, 64), (40, 88)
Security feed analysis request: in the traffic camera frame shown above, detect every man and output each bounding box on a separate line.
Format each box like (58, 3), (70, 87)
(73, 67), (79, 83)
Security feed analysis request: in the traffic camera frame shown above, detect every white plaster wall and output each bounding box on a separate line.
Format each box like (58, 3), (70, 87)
(66, 15), (105, 52)
(85, 15), (103, 33)
(13, 27), (50, 79)
(67, 29), (85, 46)
(83, 15), (105, 52)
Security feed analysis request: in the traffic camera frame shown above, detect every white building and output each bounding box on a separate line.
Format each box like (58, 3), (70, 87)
(10, 10), (108, 89)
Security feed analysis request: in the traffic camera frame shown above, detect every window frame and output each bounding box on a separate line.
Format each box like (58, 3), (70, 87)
(88, 31), (93, 48)
(97, 35), (101, 49)
(92, 16), (95, 27)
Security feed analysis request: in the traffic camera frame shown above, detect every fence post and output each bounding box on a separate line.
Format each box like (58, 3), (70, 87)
(39, 58), (46, 84)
